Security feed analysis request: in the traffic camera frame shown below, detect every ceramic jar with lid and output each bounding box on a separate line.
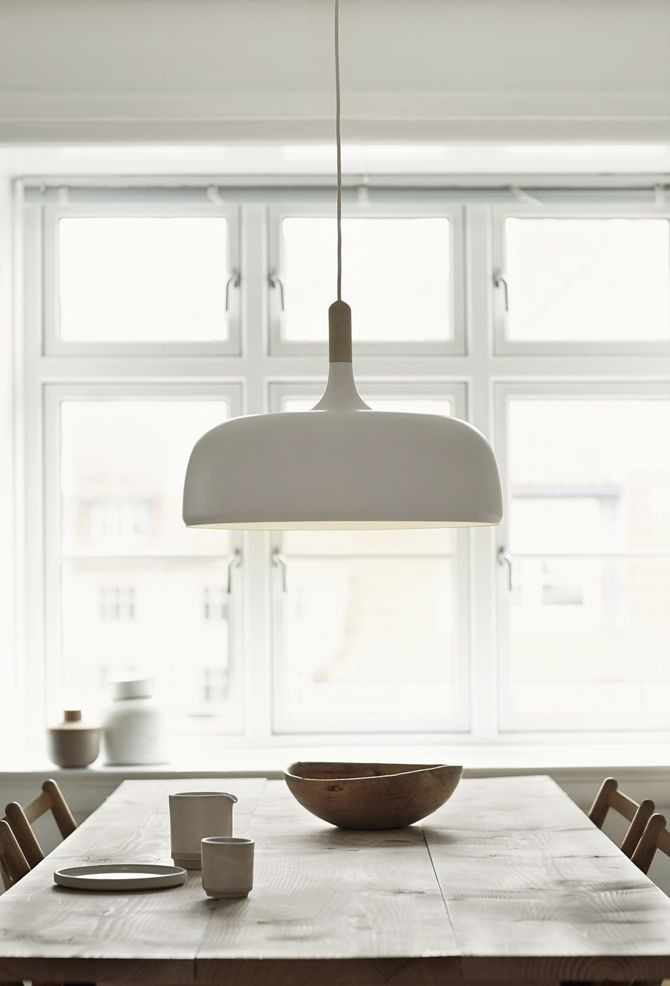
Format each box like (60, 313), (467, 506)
(102, 678), (169, 766)
(47, 709), (100, 768)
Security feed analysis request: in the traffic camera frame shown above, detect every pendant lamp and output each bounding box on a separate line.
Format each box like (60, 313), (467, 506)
(183, 0), (502, 531)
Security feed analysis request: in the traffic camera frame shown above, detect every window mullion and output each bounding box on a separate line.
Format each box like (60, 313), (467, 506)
(239, 202), (274, 745)
(465, 202), (500, 742)
(21, 198), (50, 758)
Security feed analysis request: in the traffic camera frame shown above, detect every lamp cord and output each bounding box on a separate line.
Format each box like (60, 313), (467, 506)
(335, 0), (342, 302)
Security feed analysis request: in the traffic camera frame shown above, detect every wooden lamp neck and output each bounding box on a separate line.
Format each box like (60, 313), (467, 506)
(328, 300), (352, 363)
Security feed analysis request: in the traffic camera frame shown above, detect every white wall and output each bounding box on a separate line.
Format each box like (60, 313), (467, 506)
(0, 0), (669, 142)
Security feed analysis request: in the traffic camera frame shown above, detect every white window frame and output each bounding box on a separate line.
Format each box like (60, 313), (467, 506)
(41, 381), (245, 739)
(495, 380), (670, 733)
(13, 175), (670, 753)
(268, 202), (466, 357)
(268, 379), (472, 734)
(493, 203), (670, 356)
(42, 201), (242, 357)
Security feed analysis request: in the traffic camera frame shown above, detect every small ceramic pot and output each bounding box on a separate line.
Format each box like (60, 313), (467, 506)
(47, 710), (100, 768)
(168, 791), (238, 870)
(201, 837), (254, 898)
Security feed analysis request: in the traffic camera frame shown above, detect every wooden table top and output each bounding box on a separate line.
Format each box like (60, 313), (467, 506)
(1, 774), (670, 985)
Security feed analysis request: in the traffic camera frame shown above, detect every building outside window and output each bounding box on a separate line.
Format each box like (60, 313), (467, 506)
(88, 497), (152, 545)
(98, 585), (136, 622)
(202, 666), (230, 705)
(202, 585), (228, 622)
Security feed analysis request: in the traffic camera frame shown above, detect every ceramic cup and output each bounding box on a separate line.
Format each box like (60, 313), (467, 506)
(168, 791), (238, 870)
(201, 836), (254, 899)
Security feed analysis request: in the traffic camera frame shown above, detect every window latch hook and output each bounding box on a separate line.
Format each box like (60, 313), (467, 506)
(226, 549), (242, 594)
(493, 269), (509, 313)
(225, 268), (241, 312)
(268, 270), (285, 312)
(272, 549), (288, 592)
(497, 546), (513, 592)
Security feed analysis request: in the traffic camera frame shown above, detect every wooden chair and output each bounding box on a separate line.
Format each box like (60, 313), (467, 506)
(566, 781), (659, 986)
(0, 818), (30, 890)
(631, 812), (670, 875)
(4, 778), (76, 868)
(588, 777), (655, 858)
(0, 821), (27, 985)
(629, 815), (670, 986)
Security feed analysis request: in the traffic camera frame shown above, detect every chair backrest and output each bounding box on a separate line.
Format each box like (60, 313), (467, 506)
(631, 812), (670, 875)
(588, 777), (655, 858)
(0, 818), (30, 889)
(4, 779), (76, 869)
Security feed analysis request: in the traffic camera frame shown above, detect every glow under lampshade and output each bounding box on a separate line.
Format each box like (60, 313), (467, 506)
(183, 304), (502, 531)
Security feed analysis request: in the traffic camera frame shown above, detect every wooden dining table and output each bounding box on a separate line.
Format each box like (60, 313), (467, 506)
(1, 773), (670, 985)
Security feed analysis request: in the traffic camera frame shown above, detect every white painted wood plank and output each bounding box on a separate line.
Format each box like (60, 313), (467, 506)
(423, 775), (670, 982)
(0, 777), (265, 982)
(196, 780), (457, 973)
(1, 775), (670, 984)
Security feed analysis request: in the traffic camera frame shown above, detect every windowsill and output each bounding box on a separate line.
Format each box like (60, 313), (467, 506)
(2, 742), (670, 781)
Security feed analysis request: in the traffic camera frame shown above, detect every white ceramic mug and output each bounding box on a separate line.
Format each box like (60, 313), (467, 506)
(201, 837), (254, 898)
(168, 791), (237, 869)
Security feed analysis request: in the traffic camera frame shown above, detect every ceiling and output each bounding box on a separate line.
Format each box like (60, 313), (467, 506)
(0, 0), (669, 143)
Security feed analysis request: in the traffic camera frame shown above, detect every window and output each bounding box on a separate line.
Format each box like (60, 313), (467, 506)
(499, 388), (670, 730)
(494, 207), (670, 354)
(43, 203), (241, 355)
(89, 498), (152, 544)
(98, 585), (136, 621)
(269, 205), (464, 355)
(202, 667), (230, 705)
(57, 216), (231, 343)
(46, 386), (243, 732)
(269, 385), (468, 732)
(203, 586), (228, 622)
(15, 177), (670, 751)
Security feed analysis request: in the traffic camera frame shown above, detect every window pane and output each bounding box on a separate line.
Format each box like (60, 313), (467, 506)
(276, 393), (460, 729)
(61, 400), (230, 555)
(62, 558), (234, 720)
(511, 557), (670, 719)
(58, 217), (229, 342)
(509, 399), (670, 553)
(283, 528), (454, 557)
(59, 399), (239, 725)
(505, 218), (670, 342)
(507, 396), (670, 723)
(279, 555), (457, 726)
(281, 217), (452, 343)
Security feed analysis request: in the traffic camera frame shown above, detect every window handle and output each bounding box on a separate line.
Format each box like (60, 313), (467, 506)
(493, 269), (509, 312)
(225, 268), (241, 312)
(268, 270), (285, 312)
(497, 546), (513, 592)
(226, 549), (242, 594)
(272, 549), (288, 592)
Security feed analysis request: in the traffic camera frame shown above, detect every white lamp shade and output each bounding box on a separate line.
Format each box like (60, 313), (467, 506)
(184, 303), (503, 531)
(183, 376), (502, 530)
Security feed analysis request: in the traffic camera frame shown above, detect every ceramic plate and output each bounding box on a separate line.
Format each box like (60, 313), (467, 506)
(54, 863), (187, 891)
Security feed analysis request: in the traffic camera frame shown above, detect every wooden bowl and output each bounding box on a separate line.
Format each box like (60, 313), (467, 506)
(283, 762), (463, 830)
